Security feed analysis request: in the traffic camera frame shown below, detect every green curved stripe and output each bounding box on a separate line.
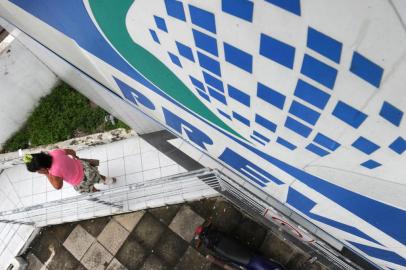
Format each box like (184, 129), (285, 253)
(89, 0), (242, 139)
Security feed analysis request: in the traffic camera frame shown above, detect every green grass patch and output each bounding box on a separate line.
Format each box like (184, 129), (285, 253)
(1, 83), (129, 153)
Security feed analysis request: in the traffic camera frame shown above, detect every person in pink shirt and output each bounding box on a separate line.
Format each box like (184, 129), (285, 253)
(24, 148), (116, 193)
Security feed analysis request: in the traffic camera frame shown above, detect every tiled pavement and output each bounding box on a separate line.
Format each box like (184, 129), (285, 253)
(23, 197), (327, 270)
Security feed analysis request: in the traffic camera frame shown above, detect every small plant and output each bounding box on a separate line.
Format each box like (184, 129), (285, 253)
(1, 83), (130, 153)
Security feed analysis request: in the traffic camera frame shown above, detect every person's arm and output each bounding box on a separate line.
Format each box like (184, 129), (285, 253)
(64, 148), (79, 159)
(46, 173), (63, 190)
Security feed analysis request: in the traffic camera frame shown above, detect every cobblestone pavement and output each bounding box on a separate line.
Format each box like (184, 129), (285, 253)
(23, 197), (328, 270)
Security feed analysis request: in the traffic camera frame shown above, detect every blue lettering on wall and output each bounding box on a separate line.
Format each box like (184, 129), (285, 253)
(163, 107), (213, 150)
(219, 148), (284, 187)
(114, 77), (156, 110)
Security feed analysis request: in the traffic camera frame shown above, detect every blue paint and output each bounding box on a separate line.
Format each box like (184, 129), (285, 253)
(389, 137), (406, 154)
(197, 51), (221, 76)
(255, 114), (277, 132)
(217, 109), (231, 120)
(294, 79), (330, 110)
(224, 42), (253, 73)
(208, 87), (227, 105)
(285, 117), (312, 138)
(348, 241), (406, 266)
(192, 29), (218, 56)
(289, 100), (321, 125)
(313, 133), (340, 151)
(352, 136), (380, 155)
(287, 188), (381, 245)
(149, 29), (160, 44)
(114, 77), (156, 110)
(253, 131), (270, 142)
(219, 148), (284, 186)
(176, 41), (194, 62)
(350, 52), (383, 88)
(163, 107), (213, 150)
(361, 160), (381, 169)
(265, 0), (301, 16)
(203, 71), (224, 92)
(189, 4), (217, 34)
(306, 143), (329, 157)
(197, 90), (211, 102)
(189, 75), (205, 91)
(153, 15), (168, 32)
(164, 0), (186, 21)
(222, 0), (254, 22)
(301, 54), (337, 89)
(257, 82), (286, 109)
(260, 33), (295, 69)
(168, 52), (182, 67)
(232, 111), (250, 126)
(332, 101), (367, 128)
(276, 137), (297, 150)
(228, 84), (250, 107)
(251, 135), (266, 146)
(307, 27), (342, 63)
(379, 101), (403, 127)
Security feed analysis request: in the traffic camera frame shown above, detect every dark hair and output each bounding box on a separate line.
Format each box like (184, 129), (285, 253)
(26, 152), (52, 172)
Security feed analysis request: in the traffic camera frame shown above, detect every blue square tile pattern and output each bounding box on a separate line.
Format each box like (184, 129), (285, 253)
(253, 130), (270, 142)
(361, 159), (381, 169)
(301, 54), (337, 89)
(265, 0), (301, 16)
(276, 137), (297, 150)
(379, 101), (403, 127)
(350, 52), (383, 88)
(222, 0), (254, 22)
(313, 133), (340, 151)
(149, 29), (160, 44)
(233, 111), (250, 126)
(294, 79), (330, 110)
(257, 82), (286, 109)
(332, 101), (367, 128)
(168, 52), (182, 67)
(208, 87), (227, 104)
(189, 5), (217, 34)
(255, 114), (277, 132)
(202, 71), (224, 92)
(228, 84), (250, 107)
(389, 137), (406, 154)
(289, 100), (321, 125)
(218, 109), (231, 120)
(224, 42), (253, 73)
(352, 136), (380, 155)
(306, 143), (329, 157)
(154, 16), (168, 32)
(192, 29), (218, 56)
(164, 0), (186, 21)
(307, 27), (342, 63)
(260, 33), (295, 69)
(284, 116), (312, 138)
(197, 52), (221, 76)
(189, 75), (205, 91)
(176, 41), (194, 62)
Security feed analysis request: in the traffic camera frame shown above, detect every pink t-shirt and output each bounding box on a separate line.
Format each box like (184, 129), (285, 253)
(48, 149), (84, 186)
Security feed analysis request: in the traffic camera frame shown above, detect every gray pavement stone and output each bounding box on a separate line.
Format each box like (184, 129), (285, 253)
(26, 252), (45, 270)
(234, 217), (267, 250)
(113, 211), (144, 232)
(106, 258), (128, 270)
(97, 219), (129, 255)
(154, 229), (188, 266)
(63, 225), (95, 261)
(79, 217), (111, 237)
(116, 237), (146, 269)
(148, 204), (181, 225)
(139, 254), (168, 270)
(260, 232), (294, 266)
(169, 205), (204, 242)
(210, 199), (242, 234)
(188, 198), (217, 220)
(132, 213), (166, 249)
(81, 242), (113, 270)
(175, 246), (209, 270)
(28, 229), (61, 264)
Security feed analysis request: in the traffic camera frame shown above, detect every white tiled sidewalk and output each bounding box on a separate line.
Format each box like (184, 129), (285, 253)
(0, 134), (217, 269)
